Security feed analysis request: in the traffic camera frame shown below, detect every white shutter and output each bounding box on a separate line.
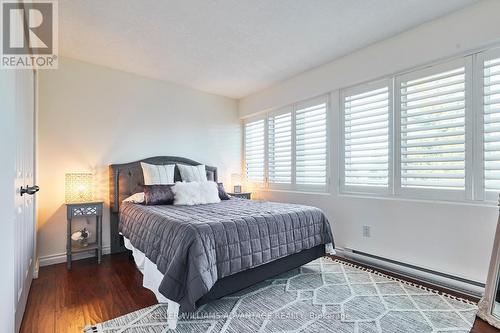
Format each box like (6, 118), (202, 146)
(483, 55), (500, 194)
(268, 110), (292, 185)
(244, 119), (265, 183)
(398, 61), (467, 192)
(343, 83), (390, 190)
(295, 97), (328, 187)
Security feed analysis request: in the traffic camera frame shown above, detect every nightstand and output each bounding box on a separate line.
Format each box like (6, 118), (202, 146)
(228, 192), (252, 200)
(66, 201), (103, 270)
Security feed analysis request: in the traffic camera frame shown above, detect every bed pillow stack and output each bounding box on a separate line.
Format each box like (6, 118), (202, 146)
(175, 164), (216, 205)
(122, 163), (228, 206)
(138, 162), (176, 205)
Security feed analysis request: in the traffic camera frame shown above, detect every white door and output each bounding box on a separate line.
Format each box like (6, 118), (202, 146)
(0, 69), (16, 333)
(0, 69), (37, 332)
(14, 69), (37, 332)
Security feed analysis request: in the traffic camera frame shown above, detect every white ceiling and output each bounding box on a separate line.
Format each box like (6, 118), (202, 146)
(59, 0), (478, 99)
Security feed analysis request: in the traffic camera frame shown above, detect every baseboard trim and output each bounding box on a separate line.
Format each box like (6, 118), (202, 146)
(336, 248), (485, 298)
(33, 258), (40, 279)
(38, 245), (111, 267)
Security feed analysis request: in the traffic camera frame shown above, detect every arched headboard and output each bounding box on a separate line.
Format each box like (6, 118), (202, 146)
(109, 156), (218, 253)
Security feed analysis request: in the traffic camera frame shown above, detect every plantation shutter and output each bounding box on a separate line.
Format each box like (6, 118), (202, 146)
(398, 62), (467, 191)
(343, 84), (390, 189)
(483, 55), (500, 193)
(268, 110), (292, 185)
(244, 119), (265, 182)
(295, 97), (328, 186)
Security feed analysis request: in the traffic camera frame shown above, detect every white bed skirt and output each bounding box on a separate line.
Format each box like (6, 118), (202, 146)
(124, 236), (335, 304)
(123, 237), (169, 303)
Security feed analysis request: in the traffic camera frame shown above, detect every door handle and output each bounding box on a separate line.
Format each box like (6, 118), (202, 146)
(20, 185), (39, 196)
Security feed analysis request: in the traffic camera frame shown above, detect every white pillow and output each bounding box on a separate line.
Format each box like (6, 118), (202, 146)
(177, 164), (207, 182)
(141, 162), (175, 185)
(172, 182), (201, 205)
(172, 181), (220, 205)
(198, 181), (221, 204)
(123, 192), (145, 203)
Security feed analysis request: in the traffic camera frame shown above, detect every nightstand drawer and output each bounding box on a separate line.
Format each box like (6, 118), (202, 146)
(67, 204), (102, 218)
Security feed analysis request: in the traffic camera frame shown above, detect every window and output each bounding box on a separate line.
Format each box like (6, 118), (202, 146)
(242, 96), (329, 191)
(481, 51), (500, 199)
(243, 45), (500, 201)
(340, 55), (489, 202)
(295, 97), (328, 187)
(396, 59), (469, 199)
(341, 81), (391, 193)
(244, 118), (265, 183)
(268, 109), (292, 185)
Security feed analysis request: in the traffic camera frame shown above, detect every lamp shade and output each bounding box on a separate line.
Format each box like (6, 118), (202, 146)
(65, 172), (94, 203)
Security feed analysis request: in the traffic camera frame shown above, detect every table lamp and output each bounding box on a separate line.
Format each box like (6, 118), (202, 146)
(65, 172), (94, 203)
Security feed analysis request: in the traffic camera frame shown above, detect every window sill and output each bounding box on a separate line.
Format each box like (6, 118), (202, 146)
(256, 188), (332, 196)
(338, 191), (497, 208)
(252, 187), (497, 207)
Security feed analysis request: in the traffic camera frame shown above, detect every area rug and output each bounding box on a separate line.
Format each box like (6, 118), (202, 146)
(85, 257), (478, 333)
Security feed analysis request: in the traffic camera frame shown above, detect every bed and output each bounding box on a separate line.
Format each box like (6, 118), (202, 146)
(109, 156), (334, 329)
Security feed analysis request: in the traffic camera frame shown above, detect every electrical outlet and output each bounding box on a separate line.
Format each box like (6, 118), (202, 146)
(362, 225), (371, 238)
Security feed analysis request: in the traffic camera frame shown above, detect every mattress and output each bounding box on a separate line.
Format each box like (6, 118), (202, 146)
(119, 198), (334, 311)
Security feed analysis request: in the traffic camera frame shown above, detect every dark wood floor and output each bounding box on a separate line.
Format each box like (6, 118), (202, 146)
(20, 253), (157, 333)
(20, 253), (500, 333)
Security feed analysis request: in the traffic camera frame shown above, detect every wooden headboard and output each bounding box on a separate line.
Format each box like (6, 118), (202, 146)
(109, 156), (218, 253)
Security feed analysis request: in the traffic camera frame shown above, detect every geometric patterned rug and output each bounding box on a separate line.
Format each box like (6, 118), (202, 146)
(85, 257), (478, 333)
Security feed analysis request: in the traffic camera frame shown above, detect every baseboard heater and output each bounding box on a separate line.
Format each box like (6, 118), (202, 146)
(335, 248), (485, 298)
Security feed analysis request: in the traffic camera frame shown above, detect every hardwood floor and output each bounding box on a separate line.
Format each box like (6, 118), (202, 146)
(20, 253), (156, 333)
(20, 253), (500, 333)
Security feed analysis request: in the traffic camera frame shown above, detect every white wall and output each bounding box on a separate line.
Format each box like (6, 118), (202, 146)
(37, 57), (240, 264)
(239, 0), (500, 283)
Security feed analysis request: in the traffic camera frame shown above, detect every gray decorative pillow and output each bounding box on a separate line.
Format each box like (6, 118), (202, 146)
(143, 185), (174, 205)
(217, 182), (230, 200)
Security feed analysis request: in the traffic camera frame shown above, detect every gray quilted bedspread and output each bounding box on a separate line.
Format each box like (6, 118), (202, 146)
(119, 198), (334, 311)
